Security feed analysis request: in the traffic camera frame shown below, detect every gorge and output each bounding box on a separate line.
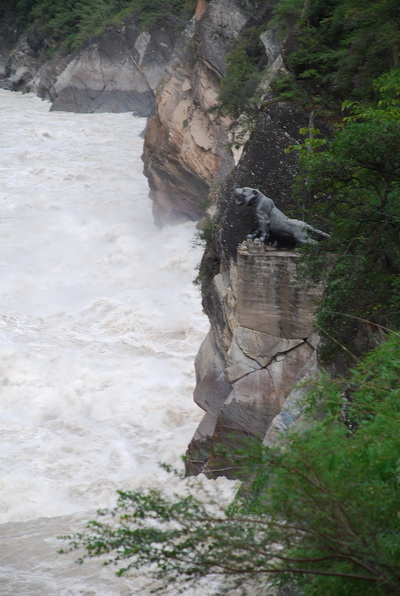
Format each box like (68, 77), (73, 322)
(0, 0), (324, 486)
(1, 0), (399, 593)
(0, 0), (322, 470)
(0, 85), (217, 596)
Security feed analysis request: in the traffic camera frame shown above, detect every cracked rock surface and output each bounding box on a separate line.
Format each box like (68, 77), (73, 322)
(186, 243), (321, 477)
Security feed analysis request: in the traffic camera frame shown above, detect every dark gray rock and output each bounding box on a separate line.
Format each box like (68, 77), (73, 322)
(197, 0), (249, 76)
(0, 19), (17, 81)
(50, 19), (180, 114)
(213, 103), (314, 268)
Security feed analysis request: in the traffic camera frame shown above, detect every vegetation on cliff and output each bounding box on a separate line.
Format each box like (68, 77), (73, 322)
(272, 0), (400, 103)
(60, 332), (400, 595)
(6, 0), (196, 49)
(216, 27), (266, 119)
(217, 0), (400, 119)
(295, 69), (400, 361)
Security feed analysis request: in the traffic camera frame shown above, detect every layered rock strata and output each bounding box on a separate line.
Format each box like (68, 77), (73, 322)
(186, 241), (320, 477)
(143, 0), (273, 225)
(0, 15), (185, 116)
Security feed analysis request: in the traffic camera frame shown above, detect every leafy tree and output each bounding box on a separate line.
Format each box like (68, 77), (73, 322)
(293, 69), (400, 361)
(331, 0), (400, 95)
(59, 333), (400, 596)
(271, 0), (400, 104)
(11, 0), (195, 49)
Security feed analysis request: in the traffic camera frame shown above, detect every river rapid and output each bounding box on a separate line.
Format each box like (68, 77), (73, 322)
(0, 89), (229, 595)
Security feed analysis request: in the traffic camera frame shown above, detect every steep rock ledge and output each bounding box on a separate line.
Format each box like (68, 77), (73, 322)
(186, 242), (321, 476)
(136, 0), (325, 469)
(182, 99), (328, 475)
(142, 0), (272, 225)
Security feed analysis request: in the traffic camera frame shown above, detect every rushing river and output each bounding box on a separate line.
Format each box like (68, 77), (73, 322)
(0, 89), (230, 595)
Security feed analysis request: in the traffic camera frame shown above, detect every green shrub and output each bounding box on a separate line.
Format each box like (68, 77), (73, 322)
(59, 333), (400, 596)
(293, 69), (400, 361)
(13, 0), (196, 49)
(270, 0), (400, 105)
(217, 28), (265, 119)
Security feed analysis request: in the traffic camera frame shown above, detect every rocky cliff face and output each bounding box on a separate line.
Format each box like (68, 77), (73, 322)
(182, 92), (327, 474)
(142, 0), (277, 225)
(136, 0), (323, 472)
(135, 0), (321, 469)
(143, 0), (245, 225)
(49, 19), (180, 115)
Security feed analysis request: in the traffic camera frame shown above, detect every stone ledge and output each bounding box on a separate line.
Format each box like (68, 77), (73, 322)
(237, 242), (321, 338)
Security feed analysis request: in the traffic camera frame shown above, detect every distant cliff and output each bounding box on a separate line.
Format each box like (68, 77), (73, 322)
(0, 11), (187, 116)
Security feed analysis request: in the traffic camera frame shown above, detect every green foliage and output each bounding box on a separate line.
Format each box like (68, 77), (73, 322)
(192, 218), (216, 285)
(270, 0), (308, 28)
(271, 0), (400, 104)
(270, 71), (312, 106)
(331, 0), (400, 96)
(197, 219), (214, 245)
(217, 28), (265, 119)
(13, 0), (195, 49)
(217, 0), (400, 116)
(134, 0), (184, 30)
(293, 70), (400, 361)
(59, 334), (400, 595)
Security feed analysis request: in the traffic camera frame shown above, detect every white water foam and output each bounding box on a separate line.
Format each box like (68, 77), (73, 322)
(0, 89), (232, 595)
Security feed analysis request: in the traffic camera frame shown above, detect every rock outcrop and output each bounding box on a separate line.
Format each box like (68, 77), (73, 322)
(0, 20), (18, 82)
(181, 95), (328, 475)
(0, 23), (73, 97)
(186, 242), (321, 476)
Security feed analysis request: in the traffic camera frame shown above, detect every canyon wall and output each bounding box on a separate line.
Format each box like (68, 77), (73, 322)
(140, 0), (324, 473)
(142, 0), (325, 473)
(142, 0), (267, 225)
(48, 20), (179, 115)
